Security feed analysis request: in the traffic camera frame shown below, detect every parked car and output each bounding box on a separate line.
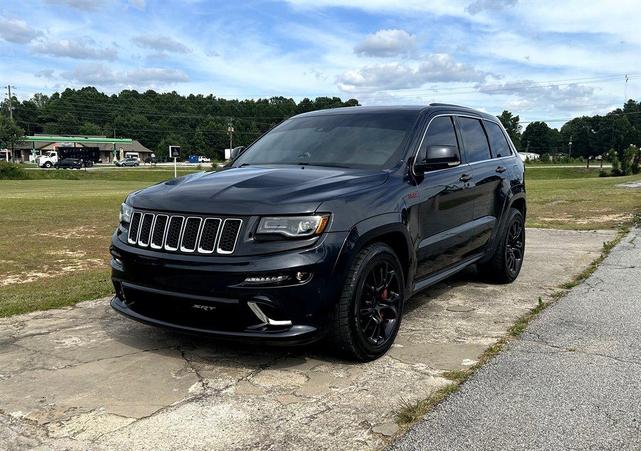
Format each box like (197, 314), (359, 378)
(111, 104), (526, 361)
(54, 158), (83, 169)
(37, 148), (101, 168)
(115, 157), (140, 167)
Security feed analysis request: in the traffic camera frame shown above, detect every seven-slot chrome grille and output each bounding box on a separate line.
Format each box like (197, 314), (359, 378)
(127, 211), (242, 255)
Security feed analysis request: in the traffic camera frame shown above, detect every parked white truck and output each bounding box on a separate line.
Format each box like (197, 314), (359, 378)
(36, 151), (59, 168)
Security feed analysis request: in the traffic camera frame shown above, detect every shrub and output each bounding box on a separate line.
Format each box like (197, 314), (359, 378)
(607, 148), (622, 176)
(630, 145), (641, 175)
(0, 161), (28, 179)
(598, 169), (609, 177)
(622, 145), (637, 176)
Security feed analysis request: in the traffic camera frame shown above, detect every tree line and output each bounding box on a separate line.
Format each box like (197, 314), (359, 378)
(0, 87), (358, 160)
(1, 86), (641, 161)
(497, 100), (641, 159)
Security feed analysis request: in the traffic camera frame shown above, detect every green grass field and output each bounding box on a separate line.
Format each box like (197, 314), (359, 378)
(1, 166), (640, 317)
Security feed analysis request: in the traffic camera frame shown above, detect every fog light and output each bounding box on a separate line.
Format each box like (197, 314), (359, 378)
(244, 274), (291, 284)
(111, 257), (124, 270)
(295, 272), (311, 282)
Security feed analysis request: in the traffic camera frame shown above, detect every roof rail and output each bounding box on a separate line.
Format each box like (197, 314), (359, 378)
(429, 102), (465, 108)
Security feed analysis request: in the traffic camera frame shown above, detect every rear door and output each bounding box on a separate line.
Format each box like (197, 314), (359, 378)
(455, 116), (504, 251)
(414, 115), (476, 279)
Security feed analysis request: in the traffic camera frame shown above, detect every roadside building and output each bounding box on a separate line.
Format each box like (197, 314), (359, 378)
(13, 135), (153, 163)
(518, 151), (540, 162)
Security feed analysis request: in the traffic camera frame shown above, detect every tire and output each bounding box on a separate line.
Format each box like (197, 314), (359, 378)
(44, 162), (52, 168)
(330, 243), (405, 361)
(478, 208), (525, 284)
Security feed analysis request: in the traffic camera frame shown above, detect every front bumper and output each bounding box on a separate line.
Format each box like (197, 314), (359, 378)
(110, 230), (348, 344)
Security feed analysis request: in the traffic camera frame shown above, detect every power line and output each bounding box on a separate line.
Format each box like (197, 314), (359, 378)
(346, 73), (641, 97)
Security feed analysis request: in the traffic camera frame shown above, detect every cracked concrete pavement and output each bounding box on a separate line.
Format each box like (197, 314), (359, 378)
(391, 228), (641, 451)
(0, 228), (615, 450)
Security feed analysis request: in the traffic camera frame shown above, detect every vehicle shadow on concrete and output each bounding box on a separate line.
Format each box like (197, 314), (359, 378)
(104, 268), (479, 368)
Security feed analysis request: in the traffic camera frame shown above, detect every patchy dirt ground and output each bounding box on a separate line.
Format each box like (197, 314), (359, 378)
(0, 228), (615, 450)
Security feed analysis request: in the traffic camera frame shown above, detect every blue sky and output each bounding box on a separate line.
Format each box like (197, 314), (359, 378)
(1, 0), (641, 125)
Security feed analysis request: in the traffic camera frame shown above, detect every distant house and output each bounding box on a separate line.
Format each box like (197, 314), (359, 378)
(13, 136), (153, 163)
(518, 152), (540, 162)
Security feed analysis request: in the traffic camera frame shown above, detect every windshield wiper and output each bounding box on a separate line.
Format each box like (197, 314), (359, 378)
(297, 162), (350, 169)
(237, 163), (251, 167)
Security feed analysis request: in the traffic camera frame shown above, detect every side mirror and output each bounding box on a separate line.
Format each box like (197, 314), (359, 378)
(414, 145), (460, 175)
(229, 146), (245, 160)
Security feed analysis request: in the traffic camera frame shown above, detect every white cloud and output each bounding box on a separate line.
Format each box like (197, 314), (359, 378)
(31, 39), (118, 61)
(338, 54), (491, 92)
(282, 0), (467, 16)
(466, 0), (518, 15)
(44, 0), (108, 11)
(354, 29), (416, 57)
(477, 80), (595, 111)
(0, 17), (43, 44)
(132, 35), (191, 53)
(61, 64), (190, 86)
(35, 69), (56, 79)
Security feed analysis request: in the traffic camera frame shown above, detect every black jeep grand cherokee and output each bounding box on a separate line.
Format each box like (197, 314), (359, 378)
(111, 104), (525, 361)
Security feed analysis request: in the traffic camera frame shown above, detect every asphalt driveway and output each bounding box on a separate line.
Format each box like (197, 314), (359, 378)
(0, 228), (614, 450)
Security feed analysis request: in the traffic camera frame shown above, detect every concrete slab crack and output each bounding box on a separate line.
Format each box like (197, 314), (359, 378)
(178, 346), (208, 391)
(521, 331), (641, 367)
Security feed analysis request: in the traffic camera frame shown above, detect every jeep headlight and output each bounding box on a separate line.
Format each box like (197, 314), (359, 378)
(256, 215), (329, 238)
(119, 202), (133, 224)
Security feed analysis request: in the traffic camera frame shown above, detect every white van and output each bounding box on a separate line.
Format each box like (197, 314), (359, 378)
(125, 152), (140, 161)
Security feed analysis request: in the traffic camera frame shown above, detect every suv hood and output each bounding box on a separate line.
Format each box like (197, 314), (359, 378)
(130, 165), (389, 215)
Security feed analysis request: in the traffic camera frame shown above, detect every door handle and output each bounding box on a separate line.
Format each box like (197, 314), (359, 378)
(459, 174), (472, 182)
(496, 166), (507, 173)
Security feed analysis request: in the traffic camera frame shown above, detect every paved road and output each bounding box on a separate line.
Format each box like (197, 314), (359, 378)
(392, 228), (641, 451)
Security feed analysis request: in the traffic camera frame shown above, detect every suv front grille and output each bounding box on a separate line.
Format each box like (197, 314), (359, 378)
(127, 211), (242, 255)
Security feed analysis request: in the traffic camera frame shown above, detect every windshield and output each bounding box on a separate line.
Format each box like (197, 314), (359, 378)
(234, 111), (419, 169)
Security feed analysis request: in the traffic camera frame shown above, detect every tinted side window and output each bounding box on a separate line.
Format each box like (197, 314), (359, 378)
(419, 116), (459, 161)
(458, 117), (491, 163)
(485, 121), (512, 158)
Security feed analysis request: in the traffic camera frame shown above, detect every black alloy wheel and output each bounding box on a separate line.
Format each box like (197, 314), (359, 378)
(331, 243), (405, 361)
(505, 216), (525, 278)
(357, 260), (402, 346)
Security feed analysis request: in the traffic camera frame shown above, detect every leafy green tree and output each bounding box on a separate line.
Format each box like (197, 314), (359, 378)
(0, 116), (25, 156)
(522, 121), (561, 154)
(53, 112), (80, 135)
(191, 127), (207, 155)
(497, 110), (522, 150)
(156, 134), (182, 160)
(622, 145), (639, 175)
(78, 122), (103, 136)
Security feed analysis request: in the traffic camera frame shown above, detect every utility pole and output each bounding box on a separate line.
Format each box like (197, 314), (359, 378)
(227, 119), (234, 154)
(569, 135), (573, 159)
(625, 74), (629, 105)
(5, 85), (15, 120)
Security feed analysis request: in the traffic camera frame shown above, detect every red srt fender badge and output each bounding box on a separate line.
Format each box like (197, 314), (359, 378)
(407, 191), (418, 199)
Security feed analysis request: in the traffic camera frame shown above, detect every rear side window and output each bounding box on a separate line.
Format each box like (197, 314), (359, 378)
(484, 121), (512, 158)
(419, 116), (459, 161)
(458, 117), (491, 163)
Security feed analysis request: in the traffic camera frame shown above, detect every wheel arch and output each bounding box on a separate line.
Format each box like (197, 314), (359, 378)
(332, 214), (413, 290)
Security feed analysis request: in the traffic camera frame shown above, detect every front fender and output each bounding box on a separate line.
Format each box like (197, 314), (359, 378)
(331, 212), (414, 292)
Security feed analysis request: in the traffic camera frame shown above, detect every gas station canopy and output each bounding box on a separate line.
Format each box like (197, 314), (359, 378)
(23, 136), (133, 144)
